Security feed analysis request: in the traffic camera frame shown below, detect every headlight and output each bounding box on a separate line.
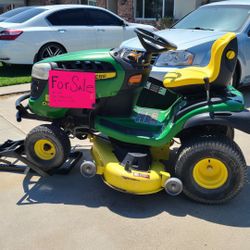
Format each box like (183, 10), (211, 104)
(31, 63), (52, 80)
(155, 50), (194, 67)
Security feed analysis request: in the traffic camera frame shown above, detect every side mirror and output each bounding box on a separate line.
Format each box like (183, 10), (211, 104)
(247, 30), (250, 37)
(120, 20), (126, 26)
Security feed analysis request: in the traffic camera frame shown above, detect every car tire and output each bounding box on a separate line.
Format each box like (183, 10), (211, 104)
(36, 43), (66, 62)
(24, 124), (71, 171)
(175, 136), (247, 204)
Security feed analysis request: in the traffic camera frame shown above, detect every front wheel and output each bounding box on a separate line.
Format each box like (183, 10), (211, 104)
(175, 136), (247, 204)
(24, 124), (71, 171)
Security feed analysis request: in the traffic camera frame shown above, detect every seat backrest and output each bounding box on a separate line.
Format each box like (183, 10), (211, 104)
(207, 32), (238, 87)
(162, 33), (238, 96)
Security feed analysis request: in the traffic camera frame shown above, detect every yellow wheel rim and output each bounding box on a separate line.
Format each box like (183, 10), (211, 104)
(34, 139), (56, 161)
(193, 158), (228, 189)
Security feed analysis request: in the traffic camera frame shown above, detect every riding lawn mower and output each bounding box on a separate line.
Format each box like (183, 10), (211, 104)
(16, 28), (250, 204)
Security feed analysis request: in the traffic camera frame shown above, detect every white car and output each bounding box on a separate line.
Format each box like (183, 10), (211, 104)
(0, 5), (156, 65)
(0, 6), (34, 22)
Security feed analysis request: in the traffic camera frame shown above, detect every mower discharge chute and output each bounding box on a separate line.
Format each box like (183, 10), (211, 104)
(16, 28), (250, 204)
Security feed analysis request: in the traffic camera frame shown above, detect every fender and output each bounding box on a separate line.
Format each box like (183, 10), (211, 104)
(183, 110), (250, 134)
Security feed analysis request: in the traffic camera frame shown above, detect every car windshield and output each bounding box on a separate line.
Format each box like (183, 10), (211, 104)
(0, 7), (33, 18)
(173, 5), (250, 32)
(4, 8), (46, 23)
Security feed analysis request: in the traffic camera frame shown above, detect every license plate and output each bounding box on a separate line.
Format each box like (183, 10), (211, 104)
(48, 70), (96, 109)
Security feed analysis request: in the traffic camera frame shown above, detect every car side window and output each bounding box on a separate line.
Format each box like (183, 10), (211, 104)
(47, 9), (89, 26)
(87, 9), (123, 26)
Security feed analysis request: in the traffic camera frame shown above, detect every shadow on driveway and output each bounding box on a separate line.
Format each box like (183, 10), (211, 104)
(16, 157), (250, 228)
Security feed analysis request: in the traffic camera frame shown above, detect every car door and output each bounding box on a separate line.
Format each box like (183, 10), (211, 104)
(122, 24), (138, 41)
(87, 8), (124, 48)
(47, 8), (97, 51)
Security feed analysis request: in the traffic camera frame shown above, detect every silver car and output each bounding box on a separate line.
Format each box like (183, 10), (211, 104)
(121, 1), (250, 88)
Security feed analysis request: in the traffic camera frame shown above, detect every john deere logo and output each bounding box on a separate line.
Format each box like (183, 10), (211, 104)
(96, 72), (116, 80)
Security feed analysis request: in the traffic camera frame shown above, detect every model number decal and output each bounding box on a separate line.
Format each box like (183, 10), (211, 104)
(122, 176), (140, 181)
(96, 72), (116, 80)
(133, 173), (150, 179)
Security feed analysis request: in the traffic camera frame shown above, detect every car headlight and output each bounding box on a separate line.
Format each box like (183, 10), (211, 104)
(155, 50), (194, 66)
(31, 63), (52, 80)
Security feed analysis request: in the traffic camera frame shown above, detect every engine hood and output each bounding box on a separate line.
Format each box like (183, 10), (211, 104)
(120, 28), (227, 50)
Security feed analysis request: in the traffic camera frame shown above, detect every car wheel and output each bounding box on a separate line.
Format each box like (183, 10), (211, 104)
(25, 124), (71, 171)
(175, 136), (247, 204)
(37, 43), (66, 62)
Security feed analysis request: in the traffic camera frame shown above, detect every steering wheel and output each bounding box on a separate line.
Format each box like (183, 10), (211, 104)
(135, 28), (177, 53)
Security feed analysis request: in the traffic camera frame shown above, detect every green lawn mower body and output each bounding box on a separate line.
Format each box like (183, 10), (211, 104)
(21, 48), (245, 147)
(16, 28), (250, 204)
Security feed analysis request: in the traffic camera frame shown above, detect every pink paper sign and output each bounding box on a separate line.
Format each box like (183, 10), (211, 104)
(48, 70), (96, 109)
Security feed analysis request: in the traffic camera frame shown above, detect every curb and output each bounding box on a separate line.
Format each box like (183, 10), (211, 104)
(0, 90), (30, 97)
(0, 83), (30, 97)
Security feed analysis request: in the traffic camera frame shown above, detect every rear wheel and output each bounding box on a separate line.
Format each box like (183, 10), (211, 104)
(37, 43), (66, 62)
(25, 124), (71, 171)
(175, 136), (247, 204)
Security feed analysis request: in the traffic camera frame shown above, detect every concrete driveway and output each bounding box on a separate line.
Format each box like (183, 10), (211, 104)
(0, 93), (250, 250)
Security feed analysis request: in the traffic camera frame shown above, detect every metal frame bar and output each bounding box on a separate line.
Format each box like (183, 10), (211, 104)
(0, 140), (82, 177)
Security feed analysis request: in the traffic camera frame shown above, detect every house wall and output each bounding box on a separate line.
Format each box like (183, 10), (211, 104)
(174, 0), (196, 20)
(117, 0), (133, 22)
(97, 0), (133, 22)
(0, 0), (25, 13)
(107, 0), (117, 13)
(96, 0), (106, 8)
(2, 0), (224, 22)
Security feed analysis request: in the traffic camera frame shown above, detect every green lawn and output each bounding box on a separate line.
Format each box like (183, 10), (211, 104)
(0, 62), (32, 87)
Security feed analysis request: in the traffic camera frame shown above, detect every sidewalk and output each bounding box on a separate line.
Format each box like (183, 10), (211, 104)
(0, 83), (30, 96)
(0, 115), (25, 142)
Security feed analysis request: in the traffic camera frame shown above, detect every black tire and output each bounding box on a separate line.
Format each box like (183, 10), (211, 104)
(175, 136), (247, 204)
(225, 126), (234, 140)
(36, 43), (66, 62)
(24, 124), (71, 171)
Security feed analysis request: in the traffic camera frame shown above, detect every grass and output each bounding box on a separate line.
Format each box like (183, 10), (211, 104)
(0, 62), (32, 87)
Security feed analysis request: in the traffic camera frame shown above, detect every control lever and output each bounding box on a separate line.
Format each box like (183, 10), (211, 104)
(204, 77), (210, 103)
(204, 77), (214, 118)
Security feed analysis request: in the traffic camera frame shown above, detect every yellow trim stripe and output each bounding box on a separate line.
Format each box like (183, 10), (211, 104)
(96, 72), (116, 80)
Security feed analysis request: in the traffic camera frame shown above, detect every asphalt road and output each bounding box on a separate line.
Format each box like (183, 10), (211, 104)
(0, 93), (250, 250)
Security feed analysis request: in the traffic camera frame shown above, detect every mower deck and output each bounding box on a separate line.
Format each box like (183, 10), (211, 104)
(89, 136), (172, 195)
